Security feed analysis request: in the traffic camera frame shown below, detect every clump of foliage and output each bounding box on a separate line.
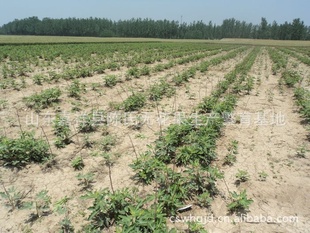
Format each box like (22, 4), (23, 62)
(281, 70), (301, 87)
(126, 67), (140, 79)
(71, 156), (84, 170)
(23, 190), (52, 219)
(0, 185), (26, 210)
(82, 188), (170, 232)
(0, 132), (51, 167)
(67, 80), (86, 99)
(76, 173), (95, 190)
(32, 74), (46, 85)
(235, 169), (250, 183)
(294, 87), (310, 122)
(53, 114), (71, 148)
(24, 88), (61, 111)
(104, 75), (118, 87)
(122, 92), (146, 112)
(148, 79), (175, 101)
(78, 112), (98, 133)
(227, 190), (253, 213)
(223, 140), (238, 166)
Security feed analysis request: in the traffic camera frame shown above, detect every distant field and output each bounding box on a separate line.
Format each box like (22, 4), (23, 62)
(1, 35), (310, 46)
(0, 37), (310, 232)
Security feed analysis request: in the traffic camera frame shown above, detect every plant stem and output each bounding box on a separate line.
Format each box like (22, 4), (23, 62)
(128, 134), (138, 160)
(41, 126), (53, 155)
(14, 107), (23, 134)
(1, 183), (15, 210)
(108, 164), (115, 194)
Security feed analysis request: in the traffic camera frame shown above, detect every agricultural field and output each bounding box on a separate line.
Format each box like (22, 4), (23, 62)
(0, 38), (309, 233)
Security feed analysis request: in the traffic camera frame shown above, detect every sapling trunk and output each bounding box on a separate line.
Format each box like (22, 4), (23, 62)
(108, 163), (114, 194)
(15, 107), (23, 134)
(1, 183), (15, 210)
(155, 101), (162, 137)
(41, 126), (53, 155)
(128, 134), (138, 160)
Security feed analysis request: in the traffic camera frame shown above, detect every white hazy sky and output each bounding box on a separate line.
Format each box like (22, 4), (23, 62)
(0, 0), (309, 26)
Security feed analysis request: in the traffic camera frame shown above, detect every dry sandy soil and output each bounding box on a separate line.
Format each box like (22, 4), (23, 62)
(0, 44), (309, 233)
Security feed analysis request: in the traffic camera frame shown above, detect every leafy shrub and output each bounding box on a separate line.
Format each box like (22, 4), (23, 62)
(82, 188), (134, 229)
(71, 156), (84, 170)
(130, 152), (165, 184)
(101, 135), (117, 151)
(140, 65), (150, 76)
(148, 79), (175, 101)
(23, 190), (51, 219)
(67, 80), (86, 99)
(122, 93), (146, 112)
(0, 186), (26, 210)
(78, 113), (98, 133)
(227, 190), (253, 213)
(32, 74), (46, 85)
(107, 62), (119, 71)
(198, 96), (219, 113)
(235, 169), (250, 182)
(294, 88), (310, 121)
(0, 132), (51, 167)
(282, 70), (301, 87)
(24, 88), (61, 111)
(53, 114), (71, 148)
(104, 75), (118, 87)
(126, 67), (140, 79)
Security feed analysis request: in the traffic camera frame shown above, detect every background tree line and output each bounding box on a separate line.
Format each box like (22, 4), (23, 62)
(0, 16), (309, 40)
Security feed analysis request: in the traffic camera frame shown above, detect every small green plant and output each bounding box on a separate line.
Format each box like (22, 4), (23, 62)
(282, 70), (301, 87)
(227, 190), (253, 213)
(71, 156), (84, 170)
(101, 153), (116, 193)
(81, 188), (134, 229)
(58, 218), (75, 233)
(78, 113), (98, 133)
(235, 170), (250, 183)
(0, 99), (8, 110)
(107, 62), (119, 71)
(101, 135), (117, 151)
(140, 65), (151, 76)
(122, 93), (146, 112)
(23, 190), (52, 219)
(67, 80), (86, 99)
(104, 75), (118, 87)
(54, 196), (75, 233)
(296, 144), (308, 158)
(235, 115), (241, 124)
(148, 79), (175, 101)
(24, 88), (61, 111)
(258, 171), (268, 181)
(244, 76), (254, 94)
(187, 222), (208, 233)
(223, 153), (236, 166)
(126, 67), (140, 79)
(53, 114), (71, 148)
(0, 184), (26, 210)
(223, 140), (238, 166)
(91, 82), (101, 91)
(83, 135), (94, 148)
(267, 89), (274, 102)
(130, 152), (165, 185)
(32, 74), (45, 85)
(0, 132), (51, 167)
(196, 191), (212, 208)
(76, 172), (95, 190)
